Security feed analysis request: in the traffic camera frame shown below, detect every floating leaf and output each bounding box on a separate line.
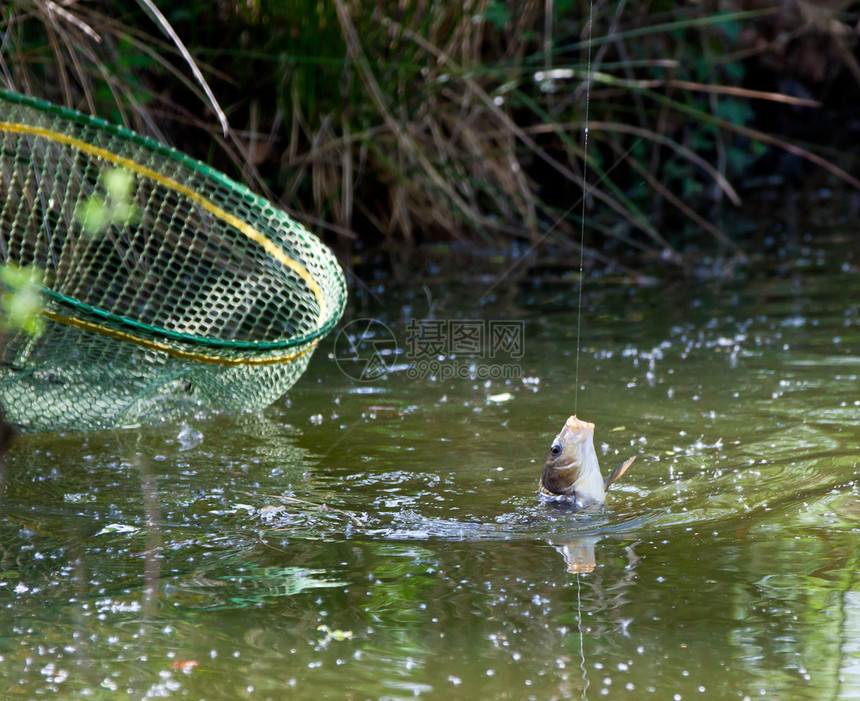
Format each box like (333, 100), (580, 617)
(317, 624), (354, 641)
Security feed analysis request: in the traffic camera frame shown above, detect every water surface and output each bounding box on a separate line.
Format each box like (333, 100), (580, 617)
(1, 234), (859, 699)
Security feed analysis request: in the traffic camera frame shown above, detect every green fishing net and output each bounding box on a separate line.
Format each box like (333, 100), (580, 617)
(0, 90), (346, 431)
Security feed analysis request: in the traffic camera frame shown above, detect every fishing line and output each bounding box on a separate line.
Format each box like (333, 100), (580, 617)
(574, 0), (594, 416)
(576, 5), (594, 698)
(577, 570), (589, 699)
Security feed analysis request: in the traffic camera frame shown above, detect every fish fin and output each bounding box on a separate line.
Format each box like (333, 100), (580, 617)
(604, 456), (636, 490)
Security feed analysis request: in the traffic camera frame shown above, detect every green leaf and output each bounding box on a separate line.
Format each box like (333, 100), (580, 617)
(477, 2), (509, 30)
(0, 264), (45, 336)
(75, 167), (139, 236)
(76, 195), (110, 235)
(103, 167), (135, 200)
(715, 99), (753, 126)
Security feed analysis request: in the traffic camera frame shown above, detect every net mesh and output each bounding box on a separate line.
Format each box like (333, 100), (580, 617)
(0, 90), (346, 431)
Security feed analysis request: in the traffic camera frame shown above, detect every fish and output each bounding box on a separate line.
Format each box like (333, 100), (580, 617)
(539, 415), (636, 510)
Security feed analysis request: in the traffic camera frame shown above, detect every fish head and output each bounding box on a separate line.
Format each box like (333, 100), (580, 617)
(540, 415), (596, 495)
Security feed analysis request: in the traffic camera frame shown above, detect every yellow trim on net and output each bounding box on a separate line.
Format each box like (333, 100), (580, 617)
(0, 121), (327, 324)
(43, 310), (317, 366)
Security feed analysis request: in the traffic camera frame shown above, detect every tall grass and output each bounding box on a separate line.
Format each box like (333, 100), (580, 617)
(2, 1), (858, 274)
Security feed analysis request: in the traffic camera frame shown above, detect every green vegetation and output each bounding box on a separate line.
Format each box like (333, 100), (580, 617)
(0, 265), (44, 337)
(0, 263), (44, 456)
(2, 1), (859, 272)
(75, 167), (140, 236)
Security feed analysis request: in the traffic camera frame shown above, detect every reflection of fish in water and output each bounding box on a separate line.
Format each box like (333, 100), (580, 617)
(539, 415), (636, 510)
(555, 536), (599, 574)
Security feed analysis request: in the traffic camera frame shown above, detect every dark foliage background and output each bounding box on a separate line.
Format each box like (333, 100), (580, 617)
(3, 0), (860, 275)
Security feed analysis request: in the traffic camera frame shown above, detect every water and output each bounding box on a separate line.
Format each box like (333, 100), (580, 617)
(1, 235), (859, 699)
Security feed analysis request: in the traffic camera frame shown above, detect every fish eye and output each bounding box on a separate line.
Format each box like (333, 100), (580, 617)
(550, 444), (561, 456)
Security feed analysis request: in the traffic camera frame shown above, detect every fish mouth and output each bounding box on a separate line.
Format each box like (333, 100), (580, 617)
(565, 415), (595, 432)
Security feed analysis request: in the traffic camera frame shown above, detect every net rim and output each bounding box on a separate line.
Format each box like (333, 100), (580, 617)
(0, 89), (347, 353)
(0, 89), (258, 206)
